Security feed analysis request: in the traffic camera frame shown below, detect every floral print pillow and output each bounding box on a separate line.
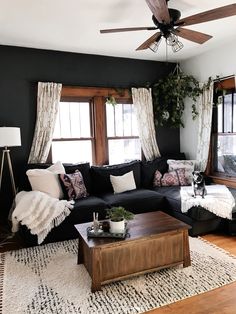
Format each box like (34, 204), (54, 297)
(153, 169), (188, 187)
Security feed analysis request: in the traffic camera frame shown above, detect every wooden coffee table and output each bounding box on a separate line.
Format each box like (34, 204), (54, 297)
(75, 211), (191, 292)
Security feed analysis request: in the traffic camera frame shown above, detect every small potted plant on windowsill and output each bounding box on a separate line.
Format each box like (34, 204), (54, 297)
(106, 206), (134, 233)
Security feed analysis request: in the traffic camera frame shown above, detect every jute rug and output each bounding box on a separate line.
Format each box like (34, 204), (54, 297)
(1, 237), (236, 314)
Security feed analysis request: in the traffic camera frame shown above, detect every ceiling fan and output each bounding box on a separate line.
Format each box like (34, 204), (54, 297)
(100, 1), (236, 53)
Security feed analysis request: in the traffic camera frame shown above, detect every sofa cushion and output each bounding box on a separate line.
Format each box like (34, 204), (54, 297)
(71, 196), (108, 223)
(141, 157), (168, 189)
(91, 160), (141, 194)
(153, 186), (218, 221)
(100, 189), (165, 214)
(141, 153), (186, 189)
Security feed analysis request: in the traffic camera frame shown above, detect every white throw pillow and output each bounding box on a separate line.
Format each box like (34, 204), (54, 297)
(110, 171), (136, 194)
(26, 161), (65, 199)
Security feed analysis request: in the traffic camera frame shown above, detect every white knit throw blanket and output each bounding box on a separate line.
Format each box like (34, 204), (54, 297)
(180, 185), (235, 219)
(12, 191), (74, 244)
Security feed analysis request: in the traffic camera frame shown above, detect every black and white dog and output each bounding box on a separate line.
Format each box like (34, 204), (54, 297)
(192, 171), (207, 198)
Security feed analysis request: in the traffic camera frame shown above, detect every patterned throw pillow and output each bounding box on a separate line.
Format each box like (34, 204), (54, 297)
(167, 159), (196, 185)
(153, 169), (188, 187)
(153, 169), (162, 187)
(60, 170), (88, 200)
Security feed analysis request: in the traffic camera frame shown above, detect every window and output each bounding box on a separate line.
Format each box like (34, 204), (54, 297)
(212, 90), (236, 176)
(106, 102), (141, 164)
(51, 86), (141, 165)
(209, 76), (236, 187)
(52, 101), (93, 164)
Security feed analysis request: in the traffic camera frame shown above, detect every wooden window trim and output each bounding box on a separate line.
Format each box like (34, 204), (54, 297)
(207, 76), (236, 187)
(61, 86), (131, 100)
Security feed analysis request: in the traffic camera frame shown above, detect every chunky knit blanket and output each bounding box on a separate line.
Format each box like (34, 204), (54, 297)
(180, 184), (235, 219)
(12, 191), (74, 244)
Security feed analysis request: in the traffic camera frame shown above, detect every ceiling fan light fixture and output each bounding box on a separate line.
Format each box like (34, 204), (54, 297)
(166, 33), (177, 46)
(148, 37), (162, 53)
(166, 33), (183, 53)
(171, 39), (184, 53)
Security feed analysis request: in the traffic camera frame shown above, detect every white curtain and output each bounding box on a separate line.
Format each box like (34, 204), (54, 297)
(132, 87), (161, 160)
(28, 82), (62, 163)
(196, 82), (214, 171)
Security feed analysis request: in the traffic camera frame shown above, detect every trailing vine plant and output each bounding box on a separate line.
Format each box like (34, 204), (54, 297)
(106, 88), (127, 106)
(151, 66), (202, 128)
(106, 95), (117, 106)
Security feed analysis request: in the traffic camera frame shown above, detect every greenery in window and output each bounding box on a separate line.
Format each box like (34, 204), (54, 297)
(150, 70), (202, 128)
(106, 95), (117, 106)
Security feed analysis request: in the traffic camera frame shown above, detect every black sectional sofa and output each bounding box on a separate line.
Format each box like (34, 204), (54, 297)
(18, 153), (223, 246)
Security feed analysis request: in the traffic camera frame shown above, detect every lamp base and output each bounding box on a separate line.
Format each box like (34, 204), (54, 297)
(0, 147), (17, 197)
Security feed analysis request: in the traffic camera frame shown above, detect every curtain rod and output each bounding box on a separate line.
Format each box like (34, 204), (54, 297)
(213, 74), (235, 82)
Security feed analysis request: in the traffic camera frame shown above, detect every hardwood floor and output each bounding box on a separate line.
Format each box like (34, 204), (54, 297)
(146, 234), (236, 314)
(0, 223), (24, 252)
(1, 231), (236, 313)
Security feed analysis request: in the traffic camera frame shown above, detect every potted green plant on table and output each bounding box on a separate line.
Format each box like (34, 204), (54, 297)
(106, 206), (134, 233)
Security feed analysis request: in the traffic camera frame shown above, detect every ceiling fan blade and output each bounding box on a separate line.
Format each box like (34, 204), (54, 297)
(145, 0), (170, 24)
(136, 32), (162, 51)
(100, 26), (157, 34)
(177, 4), (236, 27)
(175, 27), (213, 44)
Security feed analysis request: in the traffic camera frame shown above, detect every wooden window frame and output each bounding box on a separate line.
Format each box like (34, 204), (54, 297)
(49, 86), (133, 165)
(207, 77), (236, 188)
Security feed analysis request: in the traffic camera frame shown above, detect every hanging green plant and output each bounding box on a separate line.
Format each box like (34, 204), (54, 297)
(151, 70), (202, 128)
(106, 95), (117, 106)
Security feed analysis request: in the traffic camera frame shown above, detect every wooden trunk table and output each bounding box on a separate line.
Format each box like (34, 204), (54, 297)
(75, 211), (191, 292)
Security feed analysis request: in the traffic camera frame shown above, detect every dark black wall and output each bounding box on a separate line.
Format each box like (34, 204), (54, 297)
(0, 45), (178, 218)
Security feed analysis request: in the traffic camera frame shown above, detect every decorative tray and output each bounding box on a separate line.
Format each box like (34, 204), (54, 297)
(87, 226), (128, 239)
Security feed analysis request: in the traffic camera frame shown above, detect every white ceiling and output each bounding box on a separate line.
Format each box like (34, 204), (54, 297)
(0, 0), (236, 62)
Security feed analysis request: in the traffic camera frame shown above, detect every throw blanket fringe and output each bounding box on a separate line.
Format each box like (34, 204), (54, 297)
(12, 191), (74, 244)
(180, 185), (235, 219)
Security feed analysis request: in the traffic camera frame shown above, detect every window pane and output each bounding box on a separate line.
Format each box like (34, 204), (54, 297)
(70, 102), (81, 137)
(216, 134), (236, 175)
(106, 103), (139, 137)
(106, 103), (115, 137)
(217, 103), (223, 133)
(52, 141), (92, 164)
(114, 104), (123, 136)
(123, 104), (132, 136)
(131, 105), (139, 136)
(54, 102), (91, 139)
(108, 139), (141, 165)
(223, 94), (232, 133)
(79, 102), (91, 137)
(58, 102), (71, 138)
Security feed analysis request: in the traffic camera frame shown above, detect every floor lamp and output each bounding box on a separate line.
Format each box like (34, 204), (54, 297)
(0, 127), (21, 197)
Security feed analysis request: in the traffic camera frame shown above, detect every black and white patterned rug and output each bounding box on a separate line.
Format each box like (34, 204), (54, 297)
(1, 237), (236, 314)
